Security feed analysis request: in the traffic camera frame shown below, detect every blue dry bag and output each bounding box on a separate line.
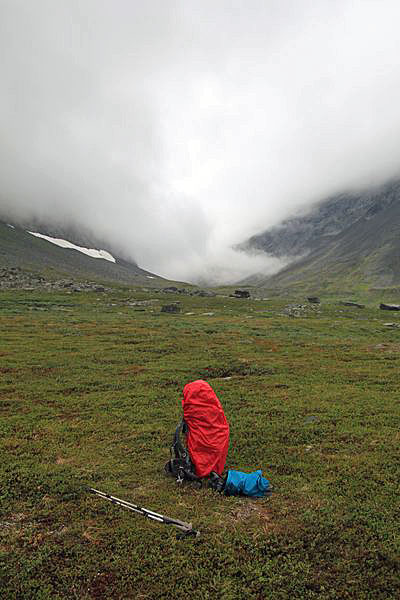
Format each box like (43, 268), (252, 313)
(224, 469), (271, 497)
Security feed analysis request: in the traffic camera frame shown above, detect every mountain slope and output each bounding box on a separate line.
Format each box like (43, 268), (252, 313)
(244, 180), (400, 259)
(243, 179), (400, 291)
(0, 221), (164, 285)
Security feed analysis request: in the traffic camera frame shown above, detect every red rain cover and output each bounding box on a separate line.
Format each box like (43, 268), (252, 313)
(182, 380), (230, 477)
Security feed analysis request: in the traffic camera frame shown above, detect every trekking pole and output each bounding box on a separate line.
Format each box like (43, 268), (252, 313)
(89, 488), (200, 539)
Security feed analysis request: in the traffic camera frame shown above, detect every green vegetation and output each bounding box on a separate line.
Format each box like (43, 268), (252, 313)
(1, 288), (399, 599)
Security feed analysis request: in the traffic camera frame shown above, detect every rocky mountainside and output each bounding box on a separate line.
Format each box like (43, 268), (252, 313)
(242, 179), (400, 291)
(1, 216), (122, 261)
(0, 221), (165, 286)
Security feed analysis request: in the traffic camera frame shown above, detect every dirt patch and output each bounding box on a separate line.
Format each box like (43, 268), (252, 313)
(61, 386), (92, 396)
(0, 512), (27, 529)
(56, 412), (81, 421)
(255, 340), (279, 352)
(0, 367), (17, 374)
(56, 456), (73, 465)
(120, 365), (146, 376)
(82, 527), (101, 545)
(225, 499), (293, 538)
(231, 500), (272, 523)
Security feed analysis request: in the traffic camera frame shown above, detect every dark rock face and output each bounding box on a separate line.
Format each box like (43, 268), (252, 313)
(380, 303), (400, 311)
(307, 297), (320, 304)
(230, 290), (250, 298)
(161, 303), (181, 313)
(239, 178), (400, 290)
(243, 180), (400, 260)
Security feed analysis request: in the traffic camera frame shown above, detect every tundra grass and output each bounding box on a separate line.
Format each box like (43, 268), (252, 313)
(0, 289), (399, 599)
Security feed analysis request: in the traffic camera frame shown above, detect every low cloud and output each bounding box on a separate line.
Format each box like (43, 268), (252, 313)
(163, 245), (287, 286)
(1, 1), (400, 283)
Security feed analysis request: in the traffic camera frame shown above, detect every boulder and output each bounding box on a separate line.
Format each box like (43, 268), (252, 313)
(230, 290), (250, 299)
(307, 297), (320, 304)
(161, 303), (181, 313)
(379, 303), (400, 311)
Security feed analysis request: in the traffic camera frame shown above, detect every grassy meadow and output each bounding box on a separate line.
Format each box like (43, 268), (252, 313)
(0, 287), (399, 599)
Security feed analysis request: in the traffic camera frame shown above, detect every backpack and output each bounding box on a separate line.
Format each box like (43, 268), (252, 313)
(165, 380), (230, 484)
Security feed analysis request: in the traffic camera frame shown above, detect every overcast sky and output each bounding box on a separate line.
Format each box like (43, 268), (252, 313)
(1, 1), (400, 283)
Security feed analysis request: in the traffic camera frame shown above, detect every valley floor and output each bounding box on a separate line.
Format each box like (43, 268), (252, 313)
(0, 288), (399, 599)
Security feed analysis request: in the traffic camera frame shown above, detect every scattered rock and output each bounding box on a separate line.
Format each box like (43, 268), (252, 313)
(339, 301), (365, 308)
(161, 286), (216, 297)
(380, 303), (400, 311)
(127, 300), (158, 307)
(0, 267), (112, 292)
(281, 304), (314, 317)
(0, 267), (43, 288)
(230, 290), (250, 299)
(307, 297), (320, 304)
(384, 322), (400, 328)
(161, 303), (181, 313)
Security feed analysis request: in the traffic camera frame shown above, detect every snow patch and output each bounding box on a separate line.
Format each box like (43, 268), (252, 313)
(7, 224), (15, 229)
(146, 275), (155, 279)
(27, 231), (116, 263)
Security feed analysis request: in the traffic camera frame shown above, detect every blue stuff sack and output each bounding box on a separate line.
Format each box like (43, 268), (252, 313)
(224, 469), (271, 497)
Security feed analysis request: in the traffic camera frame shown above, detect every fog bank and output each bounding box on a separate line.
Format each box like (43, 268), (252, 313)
(1, 1), (400, 283)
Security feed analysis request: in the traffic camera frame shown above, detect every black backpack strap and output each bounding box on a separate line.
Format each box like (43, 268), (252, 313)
(165, 419), (202, 485)
(172, 419), (187, 460)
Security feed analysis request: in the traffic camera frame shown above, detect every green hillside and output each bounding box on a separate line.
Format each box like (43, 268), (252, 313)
(0, 221), (165, 286)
